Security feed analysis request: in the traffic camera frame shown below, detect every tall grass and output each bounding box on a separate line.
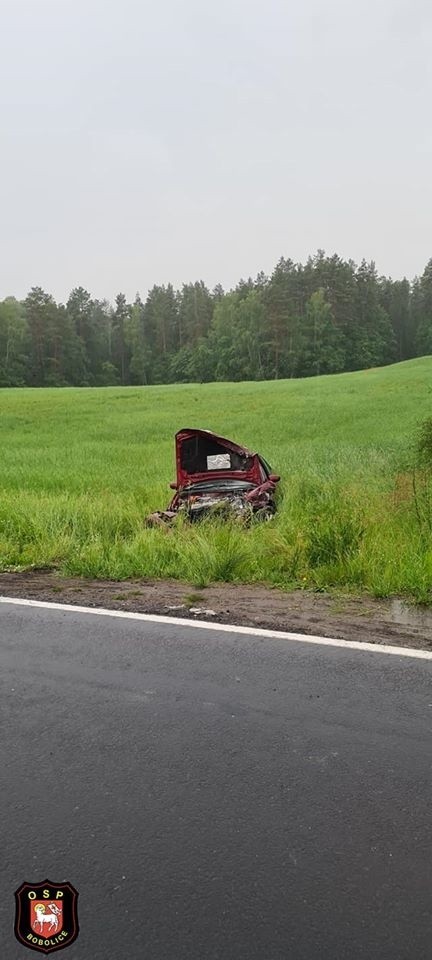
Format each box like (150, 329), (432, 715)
(1, 357), (432, 602)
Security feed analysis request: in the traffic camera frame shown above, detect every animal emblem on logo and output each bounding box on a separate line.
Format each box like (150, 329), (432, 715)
(14, 880), (79, 954)
(31, 901), (62, 934)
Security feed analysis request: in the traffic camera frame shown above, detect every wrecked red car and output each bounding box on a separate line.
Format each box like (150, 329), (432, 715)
(146, 428), (281, 525)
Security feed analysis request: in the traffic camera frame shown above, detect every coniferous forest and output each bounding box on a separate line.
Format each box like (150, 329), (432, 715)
(1, 252), (432, 387)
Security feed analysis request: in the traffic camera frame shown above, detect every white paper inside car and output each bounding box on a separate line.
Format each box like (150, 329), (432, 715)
(207, 453), (231, 469)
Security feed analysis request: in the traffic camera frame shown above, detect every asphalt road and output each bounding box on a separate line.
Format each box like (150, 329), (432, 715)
(1, 601), (432, 960)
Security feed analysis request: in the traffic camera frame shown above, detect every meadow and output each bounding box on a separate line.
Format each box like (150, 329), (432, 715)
(1, 356), (432, 603)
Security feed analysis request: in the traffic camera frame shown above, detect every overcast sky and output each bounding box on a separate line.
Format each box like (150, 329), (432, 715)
(1, 0), (431, 302)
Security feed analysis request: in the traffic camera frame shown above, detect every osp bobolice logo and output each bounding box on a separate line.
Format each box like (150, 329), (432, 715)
(14, 880), (79, 954)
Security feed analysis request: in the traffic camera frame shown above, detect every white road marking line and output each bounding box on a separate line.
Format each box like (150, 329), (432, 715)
(1, 595), (431, 660)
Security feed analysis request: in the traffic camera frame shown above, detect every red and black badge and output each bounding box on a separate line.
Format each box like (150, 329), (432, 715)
(14, 880), (79, 954)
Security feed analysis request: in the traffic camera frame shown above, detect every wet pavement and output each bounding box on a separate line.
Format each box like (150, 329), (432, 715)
(1, 600), (432, 959)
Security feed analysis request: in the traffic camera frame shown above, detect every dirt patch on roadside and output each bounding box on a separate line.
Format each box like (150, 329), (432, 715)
(1, 570), (432, 651)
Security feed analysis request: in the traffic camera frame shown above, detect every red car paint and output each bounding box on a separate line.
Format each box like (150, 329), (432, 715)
(146, 428), (280, 525)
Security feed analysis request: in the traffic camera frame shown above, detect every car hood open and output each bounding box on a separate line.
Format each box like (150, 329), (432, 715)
(175, 428), (272, 490)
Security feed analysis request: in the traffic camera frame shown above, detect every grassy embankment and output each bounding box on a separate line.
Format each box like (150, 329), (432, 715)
(1, 356), (432, 602)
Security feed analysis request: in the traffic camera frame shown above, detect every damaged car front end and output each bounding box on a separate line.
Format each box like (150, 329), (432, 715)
(146, 428), (280, 526)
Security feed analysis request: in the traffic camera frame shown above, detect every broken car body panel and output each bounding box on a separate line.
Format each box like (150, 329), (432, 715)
(146, 428), (281, 525)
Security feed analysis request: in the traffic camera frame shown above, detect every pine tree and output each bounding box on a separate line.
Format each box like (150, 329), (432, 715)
(112, 293), (131, 385)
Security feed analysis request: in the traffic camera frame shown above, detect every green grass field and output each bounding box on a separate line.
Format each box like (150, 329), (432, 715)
(1, 357), (432, 602)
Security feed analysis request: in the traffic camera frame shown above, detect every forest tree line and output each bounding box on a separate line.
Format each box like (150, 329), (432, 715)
(1, 252), (432, 387)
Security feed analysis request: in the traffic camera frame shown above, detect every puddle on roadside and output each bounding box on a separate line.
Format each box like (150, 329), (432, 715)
(390, 599), (432, 634)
